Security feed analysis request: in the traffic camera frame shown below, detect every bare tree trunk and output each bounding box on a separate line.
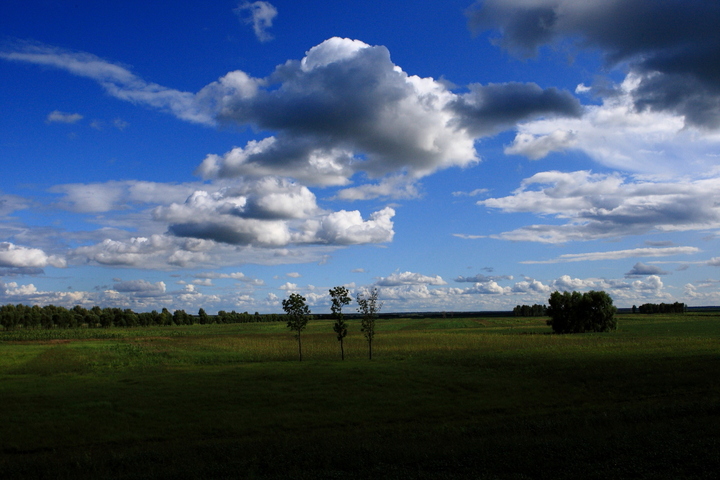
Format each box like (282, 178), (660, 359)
(340, 338), (345, 360)
(298, 333), (303, 361)
(369, 338), (372, 360)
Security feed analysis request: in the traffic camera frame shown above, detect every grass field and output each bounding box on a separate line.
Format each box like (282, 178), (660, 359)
(1, 314), (719, 479)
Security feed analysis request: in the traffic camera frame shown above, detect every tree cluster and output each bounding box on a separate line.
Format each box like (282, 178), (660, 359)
(512, 304), (547, 317)
(280, 287), (382, 361)
(634, 302), (686, 314)
(546, 290), (617, 334)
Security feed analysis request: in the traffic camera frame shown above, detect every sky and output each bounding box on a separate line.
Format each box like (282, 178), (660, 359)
(2, 0), (720, 313)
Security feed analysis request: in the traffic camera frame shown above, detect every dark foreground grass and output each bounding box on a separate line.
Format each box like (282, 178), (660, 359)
(1, 314), (719, 479)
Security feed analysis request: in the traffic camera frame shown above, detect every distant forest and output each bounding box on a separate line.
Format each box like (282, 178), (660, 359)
(633, 302), (687, 314)
(0, 304), (284, 331)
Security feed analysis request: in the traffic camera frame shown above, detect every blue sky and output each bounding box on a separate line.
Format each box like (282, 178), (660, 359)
(2, 0), (720, 313)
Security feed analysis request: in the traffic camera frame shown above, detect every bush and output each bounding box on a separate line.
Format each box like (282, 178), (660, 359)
(546, 290), (617, 333)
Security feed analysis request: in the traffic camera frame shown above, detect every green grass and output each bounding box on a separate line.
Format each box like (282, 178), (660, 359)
(1, 314), (719, 479)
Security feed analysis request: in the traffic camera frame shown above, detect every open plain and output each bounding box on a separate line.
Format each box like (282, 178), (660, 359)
(1, 313), (718, 479)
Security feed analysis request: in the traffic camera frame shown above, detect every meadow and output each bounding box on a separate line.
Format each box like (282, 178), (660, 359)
(1, 313), (718, 479)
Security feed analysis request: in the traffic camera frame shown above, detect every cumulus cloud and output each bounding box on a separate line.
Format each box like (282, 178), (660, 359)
(153, 178), (394, 247)
(376, 271), (447, 287)
(235, 1), (278, 42)
(625, 262), (669, 278)
(3, 38), (581, 188)
(46, 110), (83, 124)
(467, 0), (720, 129)
(479, 171), (720, 243)
(0, 242), (66, 268)
(463, 281), (511, 295)
(450, 82), (581, 135)
(71, 234), (220, 268)
(549, 274), (667, 299)
(502, 74), (720, 175)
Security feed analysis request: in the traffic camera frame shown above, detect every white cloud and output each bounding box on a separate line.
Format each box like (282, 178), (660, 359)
(52, 180), (206, 213)
(333, 175), (421, 201)
(1, 45), (213, 125)
(376, 271), (447, 286)
(194, 271), (264, 285)
(463, 281), (511, 295)
(46, 110), (83, 124)
(505, 129), (577, 160)
(3, 38), (582, 190)
(307, 207), (395, 246)
(452, 188), (488, 197)
(523, 247), (700, 264)
(0, 242), (66, 268)
(151, 177), (394, 247)
(480, 171), (720, 243)
(234, 1), (278, 42)
(505, 73), (720, 176)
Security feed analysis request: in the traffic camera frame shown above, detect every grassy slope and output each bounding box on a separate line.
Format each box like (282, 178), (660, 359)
(1, 314), (719, 479)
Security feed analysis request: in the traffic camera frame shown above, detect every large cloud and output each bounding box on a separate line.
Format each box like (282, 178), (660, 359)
(0, 242), (66, 268)
(467, 0), (720, 129)
(478, 170), (720, 243)
(153, 177), (395, 247)
(3, 37), (581, 187)
(450, 82), (581, 135)
(502, 74), (720, 175)
(71, 233), (335, 269)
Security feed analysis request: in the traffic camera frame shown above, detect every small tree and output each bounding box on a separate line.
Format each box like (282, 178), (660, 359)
(356, 287), (382, 360)
(547, 290), (617, 333)
(283, 293), (311, 361)
(329, 286), (352, 360)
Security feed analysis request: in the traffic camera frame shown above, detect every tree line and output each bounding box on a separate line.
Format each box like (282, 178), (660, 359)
(512, 304), (547, 317)
(0, 304), (285, 331)
(632, 302), (686, 314)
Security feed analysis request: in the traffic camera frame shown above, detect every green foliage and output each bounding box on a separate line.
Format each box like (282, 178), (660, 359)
(356, 287), (382, 359)
(637, 302), (687, 314)
(547, 290), (618, 333)
(329, 286), (351, 360)
(512, 303), (547, 317)
(282, 293), (311, 361)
